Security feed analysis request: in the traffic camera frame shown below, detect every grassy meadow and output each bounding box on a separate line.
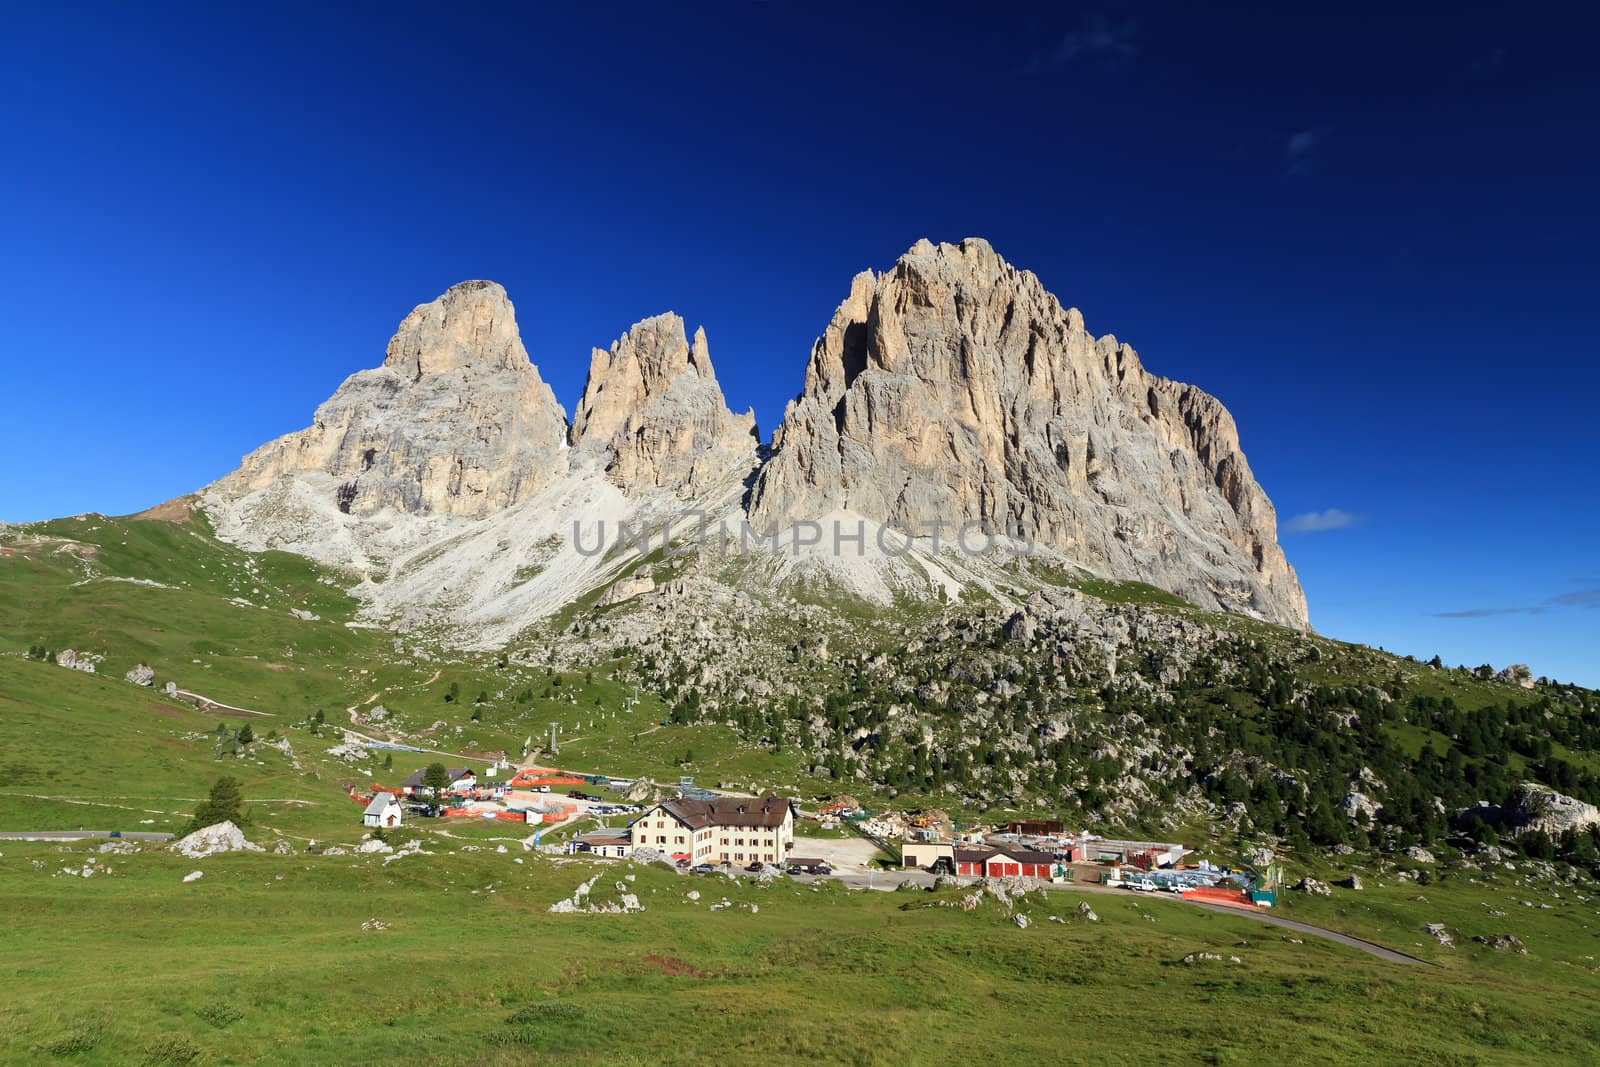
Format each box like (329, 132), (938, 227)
(5, 839), (1600, 1065)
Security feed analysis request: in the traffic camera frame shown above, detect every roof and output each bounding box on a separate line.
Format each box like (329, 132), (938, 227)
(992, 845), (1058, 865)
(649, 795), (792, 830)
(786, 857), (827, 867)
(363, 793), (398, 815)
(955, 847), (997, 864)
(573, 831), (630, 846)
(399, 767), (472, 789)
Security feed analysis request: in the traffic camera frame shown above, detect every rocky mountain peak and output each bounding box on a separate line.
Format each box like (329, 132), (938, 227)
(570, 312), (758, 496)
(748, 238), (1309, 629)
(382, 279), (532, 380)
(206, 280), (567, 520)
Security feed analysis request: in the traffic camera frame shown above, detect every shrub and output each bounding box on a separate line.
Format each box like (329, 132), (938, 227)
(143, 1035), (201, 1065)
(197, 1002), (243, 1028)
(38, 1019), (106, 1056)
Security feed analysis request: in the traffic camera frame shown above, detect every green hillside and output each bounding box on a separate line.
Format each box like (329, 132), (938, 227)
(4, 508), (1600, 1063)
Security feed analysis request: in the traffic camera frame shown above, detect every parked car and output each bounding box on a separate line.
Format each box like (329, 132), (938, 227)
(745, 862), (765, 873)
(692, 863), (716, 874)
(535, 785), (550, 794)
(788, 863), (832, 876)
(676, 858), (692, 869)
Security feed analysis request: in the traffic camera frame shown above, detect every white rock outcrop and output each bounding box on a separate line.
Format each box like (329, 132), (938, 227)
(1513, 783), (1600, 838)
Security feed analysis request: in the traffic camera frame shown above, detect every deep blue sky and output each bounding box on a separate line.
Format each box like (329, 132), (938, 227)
(2, 5), (1596, 684)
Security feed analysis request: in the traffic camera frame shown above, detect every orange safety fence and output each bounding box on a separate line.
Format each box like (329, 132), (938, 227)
(1180, 886), (1255, 907)
(434, 805), (575, 822)
(508, 766), (589, 787)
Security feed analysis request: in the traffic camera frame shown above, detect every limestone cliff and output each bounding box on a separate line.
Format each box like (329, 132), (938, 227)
(209, 280), (568, 518)
(747, 238), (1308, 628)
(569, 313), (758, 496)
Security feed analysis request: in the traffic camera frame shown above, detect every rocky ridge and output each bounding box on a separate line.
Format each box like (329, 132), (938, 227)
(202, 239), (1309, 639)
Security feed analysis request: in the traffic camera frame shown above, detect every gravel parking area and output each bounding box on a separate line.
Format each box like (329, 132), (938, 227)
(789, 835), (882, 873)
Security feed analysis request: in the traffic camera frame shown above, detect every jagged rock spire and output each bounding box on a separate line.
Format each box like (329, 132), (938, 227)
(570, 312), (758, 496)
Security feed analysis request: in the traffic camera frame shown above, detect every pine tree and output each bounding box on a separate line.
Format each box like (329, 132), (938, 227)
(185, 776), (245, 833)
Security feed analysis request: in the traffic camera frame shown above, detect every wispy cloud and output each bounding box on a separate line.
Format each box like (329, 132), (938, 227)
(1285, 507), (1364, 534)
(1282, 126), (1331, 179)
(1434, 586), (1600, 619)
(1434, 606), (1526, 619)
(1022, 17), (1139, 76)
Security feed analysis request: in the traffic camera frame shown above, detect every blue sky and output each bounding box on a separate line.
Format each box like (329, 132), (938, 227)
(1, 5), (1596, 684)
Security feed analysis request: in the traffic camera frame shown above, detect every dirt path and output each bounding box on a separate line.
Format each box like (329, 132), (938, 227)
(173, 689), (272, 717)
(346, 691), (381, 725)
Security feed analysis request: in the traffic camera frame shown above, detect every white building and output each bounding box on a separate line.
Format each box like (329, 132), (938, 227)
(362, 793), (403, 829)
(629, 796), (794, 865)
(565, 830), (632, 858)
(398, 767), (477, 796)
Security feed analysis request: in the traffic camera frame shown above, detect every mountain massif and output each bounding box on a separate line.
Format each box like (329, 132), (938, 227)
(202, 239), (1308, 640)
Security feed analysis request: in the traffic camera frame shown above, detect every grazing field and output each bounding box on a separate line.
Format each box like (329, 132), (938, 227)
(2, 840), (1599, 1065)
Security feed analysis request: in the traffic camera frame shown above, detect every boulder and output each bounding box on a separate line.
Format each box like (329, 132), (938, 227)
(169, 821), (263, 859)
(1495, 664), (1536, 689)
(1510, 783), (1600, 838)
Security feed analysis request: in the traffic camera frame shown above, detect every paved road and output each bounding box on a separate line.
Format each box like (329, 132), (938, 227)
(1182, 901), (1429, 966)
(0, 830), (175, 842)
(805, 868), (1428, 967)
